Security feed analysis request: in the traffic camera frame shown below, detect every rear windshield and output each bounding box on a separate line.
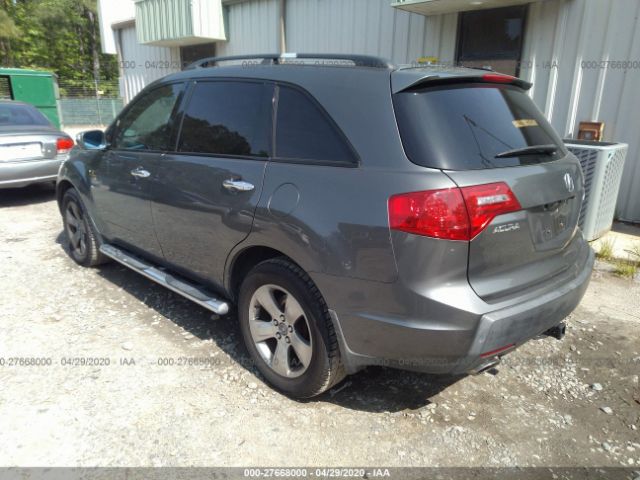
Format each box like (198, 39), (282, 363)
(393, 84), (565, 170)
(0, 103), (51, 127)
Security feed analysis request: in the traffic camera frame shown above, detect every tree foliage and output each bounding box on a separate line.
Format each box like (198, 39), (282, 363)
(0, 0), (118, 96)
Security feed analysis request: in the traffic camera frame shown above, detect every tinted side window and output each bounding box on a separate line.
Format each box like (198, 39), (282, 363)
(178, 81), (271, 157)
(275, 86), (356, 164)
(112, 83), (183, 151)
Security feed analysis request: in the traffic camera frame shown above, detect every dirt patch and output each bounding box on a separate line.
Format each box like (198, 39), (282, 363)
(0, 184), (638, 467)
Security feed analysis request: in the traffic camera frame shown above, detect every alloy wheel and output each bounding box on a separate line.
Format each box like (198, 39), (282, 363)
(65, 200), (88, 258)
(248, 284), (313, 378)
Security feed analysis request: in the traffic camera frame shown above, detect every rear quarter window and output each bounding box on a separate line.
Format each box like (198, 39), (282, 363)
(393, 84), (565, 170)
(275, 85), (357, 165)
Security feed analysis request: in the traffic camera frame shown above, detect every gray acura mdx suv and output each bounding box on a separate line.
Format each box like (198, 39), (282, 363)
(57, 54), (594, 398)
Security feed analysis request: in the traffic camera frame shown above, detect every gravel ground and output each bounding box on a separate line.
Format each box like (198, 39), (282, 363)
(0, 183), (639, 468)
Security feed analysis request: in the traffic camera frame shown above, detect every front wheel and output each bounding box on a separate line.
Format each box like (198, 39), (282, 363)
(61, 188), (107, 267)
(238, 258), (345, 398)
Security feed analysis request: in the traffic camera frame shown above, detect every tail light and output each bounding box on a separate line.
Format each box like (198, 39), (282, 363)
(56, 137), (74, 154)
(460, 182), (521, 239)
(388, 188), (470, 240)
(388, 182), (521, 241)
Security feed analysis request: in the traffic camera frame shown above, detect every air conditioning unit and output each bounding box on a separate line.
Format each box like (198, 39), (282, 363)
(564, 140), (628, 241)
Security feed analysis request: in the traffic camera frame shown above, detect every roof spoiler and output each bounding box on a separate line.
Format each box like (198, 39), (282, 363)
(393, 72), (533, 93)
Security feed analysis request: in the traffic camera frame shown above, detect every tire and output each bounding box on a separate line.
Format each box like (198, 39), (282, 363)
(61, 188), (108, 267)
(238, 258), (346, 398)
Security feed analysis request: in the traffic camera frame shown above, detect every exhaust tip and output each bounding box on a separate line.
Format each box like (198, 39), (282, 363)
(469, 357), (501, 375)
(544, 322), (566, 340)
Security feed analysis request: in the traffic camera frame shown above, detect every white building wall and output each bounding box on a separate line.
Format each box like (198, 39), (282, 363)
(284, 0), (457, 64)
(216, 0), (456, 63)
(98, 0), (136, 54)
(117, 25), (182, 103)
(521, 0), (640, 222)
(216, 0), (280, 56)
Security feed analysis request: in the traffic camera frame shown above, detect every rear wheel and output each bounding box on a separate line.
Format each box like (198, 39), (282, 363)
(61, 189), (107, 267)
(238, 258), (345, 398)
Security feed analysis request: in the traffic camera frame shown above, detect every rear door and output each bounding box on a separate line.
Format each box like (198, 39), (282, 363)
(393, 82), (585, 302)
(152, 80), (272, 287)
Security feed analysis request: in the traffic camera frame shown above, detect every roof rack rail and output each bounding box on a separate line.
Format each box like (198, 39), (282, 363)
(186, 53), (395, 70)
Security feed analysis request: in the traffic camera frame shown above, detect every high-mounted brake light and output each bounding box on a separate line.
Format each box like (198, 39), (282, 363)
(388, 182), (521, 241)
(482, 73), (517, 84)
(56, 137), (74, 154)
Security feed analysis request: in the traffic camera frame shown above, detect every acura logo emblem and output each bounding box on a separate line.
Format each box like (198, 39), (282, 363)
(564, 173), (575, 193)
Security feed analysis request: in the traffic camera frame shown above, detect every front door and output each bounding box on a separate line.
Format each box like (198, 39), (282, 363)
(93, 82), (185, 258)
(152, 80), (273, 287)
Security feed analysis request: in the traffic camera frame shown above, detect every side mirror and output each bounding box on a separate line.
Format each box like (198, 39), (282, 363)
(76, 130), (107, 150)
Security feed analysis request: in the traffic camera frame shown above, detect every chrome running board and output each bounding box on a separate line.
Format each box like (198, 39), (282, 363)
(99, 244), (230, 315)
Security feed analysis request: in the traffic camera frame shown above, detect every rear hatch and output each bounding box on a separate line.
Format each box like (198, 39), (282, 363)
(392, 73), (584, 302)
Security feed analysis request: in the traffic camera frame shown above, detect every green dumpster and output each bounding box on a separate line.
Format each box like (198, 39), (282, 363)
(0, 68), (61, 129)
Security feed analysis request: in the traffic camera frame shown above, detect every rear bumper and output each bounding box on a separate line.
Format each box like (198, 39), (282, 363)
(318, 239), (595, 375)
(0, 157), (64, 188)
(449, 245), (594, 374)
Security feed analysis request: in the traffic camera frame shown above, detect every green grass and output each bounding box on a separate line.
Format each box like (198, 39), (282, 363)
(613, 260), (638, 279)
(612, 242), (639, 278)
(596, 238), (615, 261)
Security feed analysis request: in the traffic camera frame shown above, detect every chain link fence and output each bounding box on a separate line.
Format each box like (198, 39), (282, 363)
(57, 80), (124, 128)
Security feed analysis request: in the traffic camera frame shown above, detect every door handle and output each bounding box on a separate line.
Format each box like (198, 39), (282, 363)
(130, 167), (151, 178)
(223, 179), (255, 192)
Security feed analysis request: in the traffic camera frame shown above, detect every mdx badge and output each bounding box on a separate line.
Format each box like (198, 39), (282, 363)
(564, 172), (575, 193)
(493, 223), (521, 234)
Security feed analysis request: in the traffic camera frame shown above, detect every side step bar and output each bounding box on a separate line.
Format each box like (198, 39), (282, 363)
(99, 244), (230, 315)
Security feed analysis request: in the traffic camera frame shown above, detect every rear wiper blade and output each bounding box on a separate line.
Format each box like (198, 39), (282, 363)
(495, 144), (558, 159)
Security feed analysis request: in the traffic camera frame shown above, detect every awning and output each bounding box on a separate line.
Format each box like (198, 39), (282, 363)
(391, 0), (548, 16)
(135, 0), (226, 47)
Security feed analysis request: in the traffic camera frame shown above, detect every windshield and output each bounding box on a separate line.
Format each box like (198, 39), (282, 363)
(0, 103), (52, 127)
(393, 84), (565, 170)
